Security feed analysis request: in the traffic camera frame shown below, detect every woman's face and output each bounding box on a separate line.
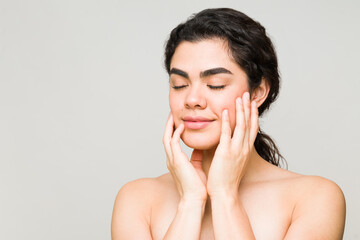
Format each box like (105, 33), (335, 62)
(169, 38), (249, 150)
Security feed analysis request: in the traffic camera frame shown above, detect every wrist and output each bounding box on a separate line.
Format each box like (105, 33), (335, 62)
(178, 198), (206, 214)
(209, 190), (239, 202)
(210, 192), (242, 215)
(179, 197), (206, 207)
(181, 191), (208, 203)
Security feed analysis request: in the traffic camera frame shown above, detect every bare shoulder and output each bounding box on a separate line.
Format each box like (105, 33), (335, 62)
(259, 162), (345, 197)
(111, 173), (172, 240)
(292, 174), (346, 215)
(283, 173), (346, 207)
(267, 165), (345, 217)
(261, 164), (346, 239)
(117, 176), (163, 197)
(113, 173), (173, 212)
(282, 173), (346, 239)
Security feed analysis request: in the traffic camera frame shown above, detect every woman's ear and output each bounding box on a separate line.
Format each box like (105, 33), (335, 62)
(251, 78), (270, 108)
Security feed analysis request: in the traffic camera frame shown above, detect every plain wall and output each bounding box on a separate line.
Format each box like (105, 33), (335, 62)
(0, 0), (359, 239)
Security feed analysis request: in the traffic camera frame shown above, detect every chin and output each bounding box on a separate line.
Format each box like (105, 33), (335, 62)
(181, 130), (220, 150)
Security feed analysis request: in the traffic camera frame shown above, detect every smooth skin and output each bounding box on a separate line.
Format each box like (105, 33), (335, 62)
(111, 39), (346, 240)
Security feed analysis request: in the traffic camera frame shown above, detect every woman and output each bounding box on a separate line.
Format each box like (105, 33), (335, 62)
(111, 8), (346, 239)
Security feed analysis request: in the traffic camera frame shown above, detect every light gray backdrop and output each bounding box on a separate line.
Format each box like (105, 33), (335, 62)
(0, 0), (359, 239)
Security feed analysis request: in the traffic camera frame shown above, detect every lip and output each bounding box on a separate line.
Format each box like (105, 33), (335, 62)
(183, 116), (214, 130)
(183, 116), (213, 122)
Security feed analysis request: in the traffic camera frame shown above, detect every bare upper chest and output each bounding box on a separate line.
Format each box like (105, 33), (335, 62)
(150, 180), (297, 240)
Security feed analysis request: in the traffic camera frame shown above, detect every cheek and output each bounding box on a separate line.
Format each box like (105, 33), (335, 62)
(213, 97), (238, 132)
(169, 95), (182, 127)
(227, 103), (238, 132)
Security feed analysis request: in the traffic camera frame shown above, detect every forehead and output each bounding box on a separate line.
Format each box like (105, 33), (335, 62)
(170, 39), (243, 74)
(170, 39), (243, 78)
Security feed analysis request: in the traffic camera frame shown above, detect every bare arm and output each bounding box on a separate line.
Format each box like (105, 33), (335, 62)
(284, 177), (346, 240)
(210, 177), (346, 240)
(207, 94), (346, 239)
(162, 199), (206, 240)
(112, 113), (209, 239)
(207, 93), (258, 239)
(211, 193), (255, 239)
(162, 114), (208, 239)
(111, 178), (206, 240)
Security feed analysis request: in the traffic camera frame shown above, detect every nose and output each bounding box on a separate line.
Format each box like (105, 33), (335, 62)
(184, 85), (207, 109)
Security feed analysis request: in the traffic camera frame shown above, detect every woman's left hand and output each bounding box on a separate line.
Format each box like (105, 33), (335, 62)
(207, 92), (259, 198)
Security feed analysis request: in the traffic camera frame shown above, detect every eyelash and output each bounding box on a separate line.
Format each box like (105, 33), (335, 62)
(172, 85), (225, 90)
(208, 85), (225, 90)
(172, 85), (187, 90)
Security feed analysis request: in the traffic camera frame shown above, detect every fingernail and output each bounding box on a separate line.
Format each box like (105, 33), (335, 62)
(237, 97), (242, 104)
(223, 109), (228, 118)
(244, 92), (250, 100)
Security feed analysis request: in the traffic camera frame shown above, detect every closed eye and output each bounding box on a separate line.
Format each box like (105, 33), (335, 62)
(171, 85), (225, 90)
(208, 85), (225, 90)
(172, 85), (187, 90)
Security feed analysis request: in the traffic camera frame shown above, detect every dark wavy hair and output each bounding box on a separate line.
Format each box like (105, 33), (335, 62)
(164, 8), (286, 167)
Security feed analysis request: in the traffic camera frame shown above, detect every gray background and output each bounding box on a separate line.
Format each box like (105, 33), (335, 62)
(0, 0), (359, 239)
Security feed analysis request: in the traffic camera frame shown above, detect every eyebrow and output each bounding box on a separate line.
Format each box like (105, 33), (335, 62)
(200, 67), (232, 78)
(169, 68), (189, 79)
(169, 67), (232, 79)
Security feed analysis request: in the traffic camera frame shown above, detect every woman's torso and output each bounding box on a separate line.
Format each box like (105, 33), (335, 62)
(147, 163), (310, 240)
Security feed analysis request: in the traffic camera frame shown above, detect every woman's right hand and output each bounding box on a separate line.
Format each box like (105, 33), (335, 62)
(163, 114), (208, 203)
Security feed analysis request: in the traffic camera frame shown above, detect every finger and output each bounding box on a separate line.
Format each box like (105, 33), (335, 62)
(219, 109), (231, 146)
(163, 113), (174, 158)
(170, 123), (186, 159)
(232, 97), (246, 147)
(249, 100), (259, 145)
(242, 92), (251, 149)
